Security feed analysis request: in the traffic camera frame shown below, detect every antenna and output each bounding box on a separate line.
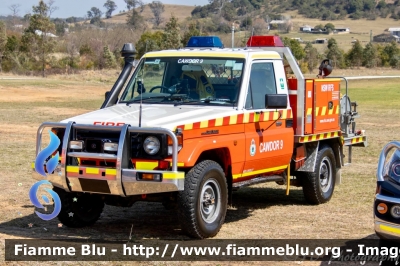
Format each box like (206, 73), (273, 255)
(137, 80), (144, 127)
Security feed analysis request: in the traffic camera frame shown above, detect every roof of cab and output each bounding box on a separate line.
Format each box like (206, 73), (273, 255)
(143, 48), (282, 60)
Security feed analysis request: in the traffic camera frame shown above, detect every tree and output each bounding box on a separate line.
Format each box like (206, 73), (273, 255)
(0, 22), (7, 73)
(4, 35), (23, 71)
(363, 42), (379, 68)
(124, 0), (137, 10)
(304, 42), (320, 74)
(138, 0), (145, 12)
(47, 0), (58, 17)
(149, 1), (165, 27)
(181, 23), (202, 47)
(161, 15), (180, 50)
(8, 4), (21, 26)
(324, 23), (335, 32)
(382, 41), (400, 68)
(135, 31), (163, 58)
(314, 24), (324, 31)
(127, 9), (144, 29)
(87, 7), (103, 19)
(87, 7), (103, 25)
(346, 40), (363, 68)
(377, 0), (387, 9)
(103, 45), (117, 68)
(104, 0), (117, 19)
(221, 2), (236, 21)
(209, 0), (228, 14)
(22, 0), (56, 77)
(282, 37), (305, 60)
(326, 38), (345, 68)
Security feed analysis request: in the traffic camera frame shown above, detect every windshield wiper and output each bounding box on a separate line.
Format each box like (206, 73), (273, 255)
(200, 98), (234, 103)
(173, 100), (202, 106)
(125, 95), (167, 106)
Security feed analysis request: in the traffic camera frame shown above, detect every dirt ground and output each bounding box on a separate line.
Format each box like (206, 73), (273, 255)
(0, 71), (399, 265)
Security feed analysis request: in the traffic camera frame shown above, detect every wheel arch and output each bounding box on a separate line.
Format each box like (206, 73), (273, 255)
(195, 148), (232, 198)
(319, 138), (342, 170)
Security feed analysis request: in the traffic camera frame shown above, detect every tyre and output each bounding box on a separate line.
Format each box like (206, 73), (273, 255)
(302, 145), (336, 205)
(177, 160), (228, 239)
(54, 187), (104, 227)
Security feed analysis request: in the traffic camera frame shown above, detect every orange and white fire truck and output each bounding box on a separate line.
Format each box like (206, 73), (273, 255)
(33, 35), (367, 239)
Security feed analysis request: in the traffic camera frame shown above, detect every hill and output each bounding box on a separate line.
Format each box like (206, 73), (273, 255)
(104, 4), (195, 26)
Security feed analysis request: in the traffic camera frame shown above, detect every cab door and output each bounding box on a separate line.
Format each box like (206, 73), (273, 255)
(240, 61), (293, 181)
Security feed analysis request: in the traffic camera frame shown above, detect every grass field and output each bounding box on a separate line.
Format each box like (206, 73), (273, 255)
(0, 73), (399, 265)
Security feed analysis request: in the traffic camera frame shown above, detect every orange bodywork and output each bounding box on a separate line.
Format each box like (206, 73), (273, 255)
(289, 78), (341, 135)
(175, 110), (294, 183)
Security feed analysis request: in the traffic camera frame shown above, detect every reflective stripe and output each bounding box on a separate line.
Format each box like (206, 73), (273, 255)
(136, 162), (158, 170)
(380, 224), (400, 235)
(66, 166), (79, 173)
(86, 168), (99, 174)
(177, 110), (293, 132)
(233, 165), (287, 179)
(298, 131), (341, 143)
(163, 172), (185, 179)
(105, 169), (117, 175)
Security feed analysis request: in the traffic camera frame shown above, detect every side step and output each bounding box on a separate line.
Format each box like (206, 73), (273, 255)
(232, 175), (284, 190)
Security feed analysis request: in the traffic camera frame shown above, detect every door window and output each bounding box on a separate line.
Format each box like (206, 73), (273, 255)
(245, 62), (277, 109)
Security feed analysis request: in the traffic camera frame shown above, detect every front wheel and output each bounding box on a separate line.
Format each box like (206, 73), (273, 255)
(302, 145), (336, 205)
(177, 160), (228, 239)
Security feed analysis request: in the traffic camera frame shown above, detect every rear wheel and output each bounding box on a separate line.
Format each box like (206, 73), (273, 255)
(302, 145), (336, 205)
(177, 160), (228, 239)
(54, 187), (104, 227)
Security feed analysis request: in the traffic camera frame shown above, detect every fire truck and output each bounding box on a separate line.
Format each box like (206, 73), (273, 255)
(33, 35), (367, 239)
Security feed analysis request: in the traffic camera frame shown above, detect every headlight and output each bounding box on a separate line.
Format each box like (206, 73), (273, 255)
(104, 142), (118, 152)
(143, 136), (160, 155)
(386, 150), (400, 184)
(391, 205), (400, 219)
(69, 140), (83, 150)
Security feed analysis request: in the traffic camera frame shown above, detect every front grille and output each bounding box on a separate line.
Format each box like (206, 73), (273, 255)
(86, 139), (103, 153)
(75, 130), (120, 154)
(131, 135), (143, 158)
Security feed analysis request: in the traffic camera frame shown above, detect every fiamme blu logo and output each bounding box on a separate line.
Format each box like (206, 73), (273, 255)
(29, 130), (61, 221)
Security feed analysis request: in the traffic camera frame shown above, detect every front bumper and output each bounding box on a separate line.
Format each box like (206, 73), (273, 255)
(32, 165), (184, 196)
(374, 194), (400, 240)
(33, 122), (185, 196)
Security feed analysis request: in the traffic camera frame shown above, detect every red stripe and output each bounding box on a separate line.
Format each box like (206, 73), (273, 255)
(249, 113), (254, 122)
(193, 122), (200, 129)
(268, 111), (274, 120)
(208, 119), (216, 127)
(259, 112), (265, 121)
(223, 116), (230, 126)
(237, 114), (244, 124)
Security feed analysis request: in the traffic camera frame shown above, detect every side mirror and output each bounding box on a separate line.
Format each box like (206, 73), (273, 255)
(105, 91), (110, 100)
(265, 94), (287, 109)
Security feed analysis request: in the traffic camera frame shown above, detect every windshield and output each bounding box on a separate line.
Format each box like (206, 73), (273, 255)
(119, 57), (244, 106)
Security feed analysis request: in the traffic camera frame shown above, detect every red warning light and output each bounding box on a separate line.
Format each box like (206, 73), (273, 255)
(246, 36), (284, 47)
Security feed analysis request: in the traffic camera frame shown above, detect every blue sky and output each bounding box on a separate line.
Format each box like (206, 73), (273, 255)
(1, 0), (208, 18)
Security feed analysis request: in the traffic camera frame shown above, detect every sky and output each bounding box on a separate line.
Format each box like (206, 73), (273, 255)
(0, 0), (209, 18)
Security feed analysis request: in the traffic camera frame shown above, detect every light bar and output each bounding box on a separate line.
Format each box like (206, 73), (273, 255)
(246, 35), (284, 47)
(186, 36), (224, 48)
